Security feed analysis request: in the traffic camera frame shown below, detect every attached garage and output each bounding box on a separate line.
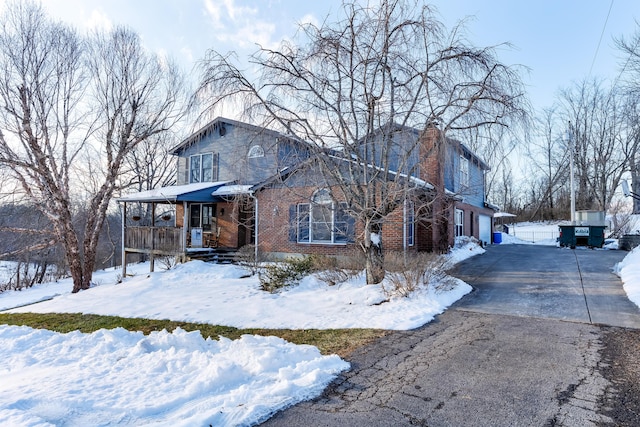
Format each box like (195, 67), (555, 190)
(479, 214), (492, 246)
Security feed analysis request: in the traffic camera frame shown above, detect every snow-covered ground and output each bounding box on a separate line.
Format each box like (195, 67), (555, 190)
(0, 244), (480, 427)
(6, 232), (636, 427)
(615, 246), (640, 309)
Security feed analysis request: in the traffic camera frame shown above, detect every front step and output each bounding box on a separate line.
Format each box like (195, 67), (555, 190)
(188, 249), (238, 264)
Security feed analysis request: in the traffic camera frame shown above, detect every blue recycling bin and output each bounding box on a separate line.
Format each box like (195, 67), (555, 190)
(493, 232), (502, 244)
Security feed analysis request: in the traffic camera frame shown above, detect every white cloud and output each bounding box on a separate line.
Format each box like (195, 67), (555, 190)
(202, 0), (276, 49)
(298, 13), (319, 28)
(84, 9), (112, 31)
(203, 0), (223, 28)
(204, 0), (257, 28)
(180, 46), (195, 63)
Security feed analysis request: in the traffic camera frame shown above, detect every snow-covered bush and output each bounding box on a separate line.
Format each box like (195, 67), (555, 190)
(234, 245), (261, 276)
(314, 251), (364, 286)
(383, 251), (450, 297)
(157, 256), (178, 271)
(259, 256), (315, 293)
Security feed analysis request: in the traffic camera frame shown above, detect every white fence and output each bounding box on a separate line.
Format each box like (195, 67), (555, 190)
(506, 229), (559, 243)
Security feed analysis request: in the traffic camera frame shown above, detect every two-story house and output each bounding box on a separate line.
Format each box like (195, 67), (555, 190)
(255, 122), (495, 258)
(118, 117), (495, 272)
(117, 117), (307, 273)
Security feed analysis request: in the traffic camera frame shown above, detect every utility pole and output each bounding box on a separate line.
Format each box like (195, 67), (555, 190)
(568, 122), (576, 224)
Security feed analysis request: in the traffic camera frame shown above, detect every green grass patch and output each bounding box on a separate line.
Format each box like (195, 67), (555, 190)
(0, 313), (389, 357)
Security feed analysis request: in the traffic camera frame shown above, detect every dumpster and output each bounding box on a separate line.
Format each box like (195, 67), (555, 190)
(558, 225), (606, 248)
(493, 231), (502, 244)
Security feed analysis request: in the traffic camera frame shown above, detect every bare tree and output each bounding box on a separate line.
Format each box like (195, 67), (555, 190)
(0, 2), (186, 292)
(522, 107), (572, 220)
(623, 98), (640, 213)
(616, 27), (640, 213)
(120, 131), (179, 223)
(558, 79), (627, 212)
(198, 0), (528, 283)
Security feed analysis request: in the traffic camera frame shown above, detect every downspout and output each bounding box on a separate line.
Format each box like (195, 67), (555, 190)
(248, 191), (259, 262)
(402, 198), (407, 262)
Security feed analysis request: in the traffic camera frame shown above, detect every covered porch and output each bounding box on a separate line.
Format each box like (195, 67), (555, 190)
(117, 182), (255, 275)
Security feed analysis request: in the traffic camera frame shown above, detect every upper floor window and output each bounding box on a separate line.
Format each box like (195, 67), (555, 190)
(247, 144), (265, 158)
(460, 155), (469, 188)
(190, 153), (219, 183)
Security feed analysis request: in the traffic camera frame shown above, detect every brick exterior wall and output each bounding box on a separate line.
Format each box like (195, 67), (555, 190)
(254, 124), (493, 257)
(418, 125), (455, 252)
(257, 186), (419, 258)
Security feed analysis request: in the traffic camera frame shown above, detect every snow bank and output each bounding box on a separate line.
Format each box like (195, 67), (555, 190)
(447, 236), (486, 264)
(615, 246), (640, 308)
(0, 325), (348, 427)
(6, 260), (471, 330)
(0, 240), (484, 426)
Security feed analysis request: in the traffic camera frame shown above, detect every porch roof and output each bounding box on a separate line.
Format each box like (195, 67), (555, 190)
(211, 184), (253, 197)
(117, 181), (230, 203)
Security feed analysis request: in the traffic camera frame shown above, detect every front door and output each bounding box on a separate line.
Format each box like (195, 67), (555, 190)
(189, 204), (216, 230)
(189, 204), (201, 231)
(238, 207), (254, 247)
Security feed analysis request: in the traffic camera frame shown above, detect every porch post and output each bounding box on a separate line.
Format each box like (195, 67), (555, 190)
(150, 203), (155, 273)
(182, 201), (188, 254)
(121, 202), (127, 277)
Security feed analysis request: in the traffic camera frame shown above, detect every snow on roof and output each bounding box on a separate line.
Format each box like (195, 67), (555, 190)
(494, 212), (517, 218)
(117, 181), (229, 203)
(211, 185), (253, 197)
(327, 154), (435, 190)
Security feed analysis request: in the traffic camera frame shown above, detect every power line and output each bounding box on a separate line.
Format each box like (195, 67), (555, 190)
(611, 22), (639, 91)
(588, 0), (614, 78)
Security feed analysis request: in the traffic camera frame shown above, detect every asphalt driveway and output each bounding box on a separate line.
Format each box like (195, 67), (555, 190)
(453, 244), (640, 328)
(261, 245), (640, 426)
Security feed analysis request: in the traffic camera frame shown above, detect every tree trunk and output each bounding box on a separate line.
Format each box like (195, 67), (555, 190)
(632, 161), (640, 214)
(69, 245), (85, 293)
(364, 222), (385, 284)
(81, 246), (96, 290)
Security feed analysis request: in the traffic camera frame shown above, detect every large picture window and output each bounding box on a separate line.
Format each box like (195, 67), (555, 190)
(292, 189), (354, 244)
(189, 153), (218, 183)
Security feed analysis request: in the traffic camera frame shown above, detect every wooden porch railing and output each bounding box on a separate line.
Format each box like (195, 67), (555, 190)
(124, 226), (184, 255)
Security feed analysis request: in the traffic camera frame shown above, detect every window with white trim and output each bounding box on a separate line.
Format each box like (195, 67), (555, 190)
(455, 208), (464, 237)
(460, 155), (469, 188)
(406, 200), (415, 246)
(294, 189), (353, 244)
(189, 153), (219, 183)
(247, 145), (265, 158)
(189, 203), (215, 231)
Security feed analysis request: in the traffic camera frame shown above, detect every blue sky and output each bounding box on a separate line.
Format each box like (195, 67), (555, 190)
(28, 0), (640, 113)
